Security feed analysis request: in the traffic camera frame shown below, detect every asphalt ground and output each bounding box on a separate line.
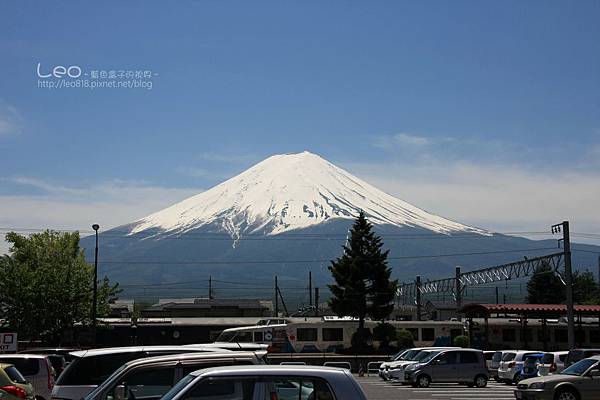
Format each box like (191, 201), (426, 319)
(357, 376), (516, 400)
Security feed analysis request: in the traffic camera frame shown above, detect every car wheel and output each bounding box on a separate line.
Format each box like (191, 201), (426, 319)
(554, 389), (579, 400)
(417, 375), (431, 388)
(475, 375), (488, 388)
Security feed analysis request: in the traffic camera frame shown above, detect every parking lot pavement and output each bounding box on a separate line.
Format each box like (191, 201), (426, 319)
(356, 376), (516, 400)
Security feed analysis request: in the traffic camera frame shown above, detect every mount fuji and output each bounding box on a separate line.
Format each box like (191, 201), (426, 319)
(82, 152), (598, 299)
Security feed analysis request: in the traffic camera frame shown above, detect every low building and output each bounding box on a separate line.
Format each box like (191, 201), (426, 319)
(140, 298), (273, 318)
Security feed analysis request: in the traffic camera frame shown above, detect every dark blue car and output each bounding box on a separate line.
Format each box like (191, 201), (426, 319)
(516, 353), (544, 381)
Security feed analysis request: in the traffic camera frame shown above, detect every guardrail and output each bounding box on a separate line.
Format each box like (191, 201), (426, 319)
(366, 361), (383, 376)
(323, 361), (352, 370)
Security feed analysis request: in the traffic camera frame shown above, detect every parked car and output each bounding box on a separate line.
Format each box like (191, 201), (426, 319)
(498, 350), (541, 384)
(160, 365), (368, 400)
(183, 343), (269, 352)
(0, 363), (35, 400)
(483, 351), (495, 370)
(378, 349), (411, 379)
(490, 350), (515, 381)
(565, 348), (600, 367)
(51, 345), (224, 400)
(19, 350), (77, 364)
(0, 355), (55, 400)
(404, 348), (489, 388)
(537, 351), (568, 376)
(386, 347), (458, 382)
(83, 351), (266, 400)
(515, 355), (600, 400)
(517, 354), (545, 381)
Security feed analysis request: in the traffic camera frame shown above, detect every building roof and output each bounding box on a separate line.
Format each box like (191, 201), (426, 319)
(460, 303), (600, 317)
(145, 298), (271, 312)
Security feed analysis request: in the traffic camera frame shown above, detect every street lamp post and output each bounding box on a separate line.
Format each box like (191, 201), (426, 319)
(91, 224), (100, 336)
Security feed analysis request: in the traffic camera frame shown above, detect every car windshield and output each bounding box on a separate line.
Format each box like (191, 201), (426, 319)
(161, 374), (196, 400)
(419, 351), (441, 363)
(404, 350), (422, 361)
(560, 359), (599, 376)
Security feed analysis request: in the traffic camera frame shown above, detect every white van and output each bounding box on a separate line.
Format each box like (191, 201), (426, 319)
(51, 345), (221, 400)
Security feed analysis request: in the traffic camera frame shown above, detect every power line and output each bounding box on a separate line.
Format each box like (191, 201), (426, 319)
(97, 247), (559, 265)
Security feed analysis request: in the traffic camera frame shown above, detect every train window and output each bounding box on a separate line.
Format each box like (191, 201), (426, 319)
(297, 328), (318, 341)
(590, 330), (600, 343)
(520, 329), (534, 343)
(421, 328), (434, 341)
(502, 329), (516, 342)
(254, 331), (264, 342)
(407, 328), (418, 341)
(555, 329), (568, 343)
(322, 328), (343, 341)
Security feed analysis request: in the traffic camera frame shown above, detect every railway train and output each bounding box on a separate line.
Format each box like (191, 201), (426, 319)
(215, 316), (600, 353)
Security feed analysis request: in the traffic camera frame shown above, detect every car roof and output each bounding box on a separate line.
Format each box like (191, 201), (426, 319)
(0, 354), (46, 359)
(191, 365), (349, 378)
(70, 345), (223, 358)
(588, 355), (600, 361)
(122, 351), (261, 368)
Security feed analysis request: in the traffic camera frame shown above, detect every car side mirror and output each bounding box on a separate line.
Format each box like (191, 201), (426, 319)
(589, 370), (600, 378)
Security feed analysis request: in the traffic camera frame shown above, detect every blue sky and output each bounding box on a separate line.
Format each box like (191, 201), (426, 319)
(1, 1), (599, 250)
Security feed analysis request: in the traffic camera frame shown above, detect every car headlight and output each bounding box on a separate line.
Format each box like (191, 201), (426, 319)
(529, 382), (545, 389)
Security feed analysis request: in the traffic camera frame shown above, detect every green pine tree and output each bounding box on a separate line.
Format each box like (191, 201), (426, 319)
(526, 261), (565, 304)
(573, 270), (600, 305)
(328, 212), (398, 349)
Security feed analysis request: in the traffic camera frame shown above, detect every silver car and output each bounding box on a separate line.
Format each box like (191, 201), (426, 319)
(537, 351), (568, 376)
(83, 351), (265, 400)
(404, 349), (488, 388)
(515, 355), (600, 400)
(161, 365), (368, 400)
(498, 350), (541, 384)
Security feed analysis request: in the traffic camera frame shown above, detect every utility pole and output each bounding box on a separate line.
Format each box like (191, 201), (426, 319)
(552, 221), (575, 350)
(208, 276), (213, 300)
(597, 255), (600, 288)
(314, 287), (319, 317)
(415, 275), (422, 321)
(274, 276), (279, 317)
(495, 287), (499, 304)
(309, 271), (312, 307)
(91, 223), (99, 345)
(455, 266), (462, 310)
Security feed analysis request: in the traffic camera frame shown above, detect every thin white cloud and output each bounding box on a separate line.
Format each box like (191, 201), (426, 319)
(0, 178), (201, 254)
(0, 103), (23, 136)
(344, 159), (600, 243)
(393, 133), (430, 146)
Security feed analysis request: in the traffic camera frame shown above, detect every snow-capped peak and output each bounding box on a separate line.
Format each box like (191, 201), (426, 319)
(130, 151), (487, 238)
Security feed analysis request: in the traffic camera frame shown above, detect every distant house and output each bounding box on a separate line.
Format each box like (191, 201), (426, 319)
(108, 299), (135, 318)
(140, 298), (273, 318)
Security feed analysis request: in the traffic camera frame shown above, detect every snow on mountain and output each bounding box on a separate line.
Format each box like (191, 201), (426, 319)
(130, 151), (488, 239)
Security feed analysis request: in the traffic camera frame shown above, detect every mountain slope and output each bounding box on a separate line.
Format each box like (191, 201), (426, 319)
(81, 152), (599, 299)
(129, 151), (488, 241)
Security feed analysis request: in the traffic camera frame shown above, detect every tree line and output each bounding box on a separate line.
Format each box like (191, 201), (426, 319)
(0, 230), (120, 344)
